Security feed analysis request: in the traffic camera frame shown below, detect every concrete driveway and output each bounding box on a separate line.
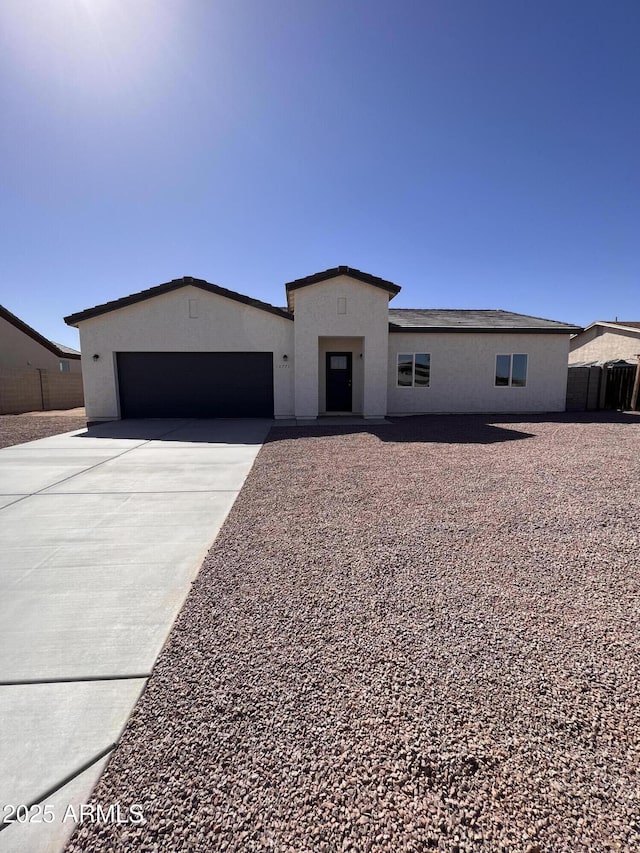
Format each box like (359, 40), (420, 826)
(0, 418), (271, 853)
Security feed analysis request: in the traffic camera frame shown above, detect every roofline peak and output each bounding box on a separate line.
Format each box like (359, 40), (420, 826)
(284, 266), (401, 311)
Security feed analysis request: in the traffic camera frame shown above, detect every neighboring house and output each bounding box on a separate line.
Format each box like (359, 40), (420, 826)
(0, 304), (83, 414)
(0, 304), (82, 373)
(64, 267), (580, 422)
(567, 320), (640, 413)
(569, 321), (640, 364)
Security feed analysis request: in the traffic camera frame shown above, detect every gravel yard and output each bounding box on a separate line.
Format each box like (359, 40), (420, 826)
(67, 413), (640, 853)
(0, 410), (86, 448)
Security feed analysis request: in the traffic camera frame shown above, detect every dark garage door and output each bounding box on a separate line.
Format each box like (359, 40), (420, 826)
(117, 352), (274, 418)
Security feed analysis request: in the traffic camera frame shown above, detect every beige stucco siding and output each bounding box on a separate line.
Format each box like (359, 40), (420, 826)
(74, 276), (575, 420)
(292, 276), (389, 417)
(77, 286), (294, 420)
(387, 332), (570, 413)
(569, 327), (640, 364)
(0, 316), (81, 373)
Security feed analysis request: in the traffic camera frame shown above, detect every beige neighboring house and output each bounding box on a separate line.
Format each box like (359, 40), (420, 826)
(65, 267), (580, 423)
(569, 321), (640, 364)
(0, 304), (83, 414)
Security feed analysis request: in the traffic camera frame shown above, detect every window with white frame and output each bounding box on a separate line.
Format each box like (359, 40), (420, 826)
(495, 353), (527, 387)
(59, 360), (70, 373)
(397, 353), (430, 387)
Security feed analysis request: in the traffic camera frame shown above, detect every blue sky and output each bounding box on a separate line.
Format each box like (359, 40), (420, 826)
(0, 0), (638, 349)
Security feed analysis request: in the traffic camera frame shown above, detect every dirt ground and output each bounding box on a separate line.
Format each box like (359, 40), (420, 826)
(66, 412), (640, 852)
(0, 410), (87, 448)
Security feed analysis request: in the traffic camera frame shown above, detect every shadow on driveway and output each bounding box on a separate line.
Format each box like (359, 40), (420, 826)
(74, 418), (272, 446)
(65, 411), (639, 448)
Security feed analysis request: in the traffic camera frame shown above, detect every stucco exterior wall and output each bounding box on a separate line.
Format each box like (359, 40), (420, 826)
(0, 316), (81, 373)
(292, 276), (390, 417)
(77, 286), (294, 420)
(569, 327), (640, 364)
(387, 332), (570, 413)
(61, 356), (82, 374)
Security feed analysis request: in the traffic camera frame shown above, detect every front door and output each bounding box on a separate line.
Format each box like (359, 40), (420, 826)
(326, 352), (352, 412)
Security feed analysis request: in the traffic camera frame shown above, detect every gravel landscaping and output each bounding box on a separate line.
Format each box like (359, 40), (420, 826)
(67, 413), (640, 852)
(0, 410), (86, 448)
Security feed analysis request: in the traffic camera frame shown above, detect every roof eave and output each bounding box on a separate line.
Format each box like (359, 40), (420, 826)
(65, 277), (294, 326)
(579, 321), (640, 336)
(389, 324), (583, 334)
(285, 266), (401, 312)
(1, 304), (79, 358)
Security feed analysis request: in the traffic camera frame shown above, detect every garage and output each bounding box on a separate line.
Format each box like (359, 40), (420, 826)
(117, 352), (274, 418)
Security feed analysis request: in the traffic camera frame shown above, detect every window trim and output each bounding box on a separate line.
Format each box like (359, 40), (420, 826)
(396, 352), (431, 388)
(495, 353), (528, 387)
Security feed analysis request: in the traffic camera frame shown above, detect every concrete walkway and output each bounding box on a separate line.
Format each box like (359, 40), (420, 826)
(0, 419), (271, 853)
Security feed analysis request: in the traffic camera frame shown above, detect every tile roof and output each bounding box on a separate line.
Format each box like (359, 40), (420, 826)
(285, 266), (401, 310)
(575, 320), (640, 338)
(1, 304), (81, 358)
(65, 277), (293, 326)
(63, 272), (581, 336)
(388, 309), (581, 333)
(53, 342), (81, 356)
(605, 321), (640, 330)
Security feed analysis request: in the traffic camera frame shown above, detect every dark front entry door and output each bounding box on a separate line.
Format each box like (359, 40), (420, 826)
(326, 352), (352, 412)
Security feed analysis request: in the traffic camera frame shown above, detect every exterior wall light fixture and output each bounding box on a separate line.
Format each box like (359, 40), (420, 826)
(92, 354), (100, 361)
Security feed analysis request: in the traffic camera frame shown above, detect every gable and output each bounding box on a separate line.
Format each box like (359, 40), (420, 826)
(574, 321), (640, 341)
(72, 285), (295, 362)
(65, 270), (580, 340)
(1, 304), (80, 360)
(285, 266), (401, 312)
(65, 277), (292, 327)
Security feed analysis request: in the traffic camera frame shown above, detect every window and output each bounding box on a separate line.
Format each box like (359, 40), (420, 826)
(495, 353), (527, 387)
(59, 360), (70, 373)
(330, 355), (348, 370)
(397, 353), (430, 387)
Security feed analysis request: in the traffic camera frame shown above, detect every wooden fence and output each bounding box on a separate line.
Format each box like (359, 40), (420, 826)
(567, 361), (640, 412)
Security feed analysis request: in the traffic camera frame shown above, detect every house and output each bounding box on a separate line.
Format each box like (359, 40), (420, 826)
(569, 321), (640, 365)
(1, 304), (82, 373)
(0, 304), (84, 414)
(64, 267), (580, 422)
(568, 322), (640, 412)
